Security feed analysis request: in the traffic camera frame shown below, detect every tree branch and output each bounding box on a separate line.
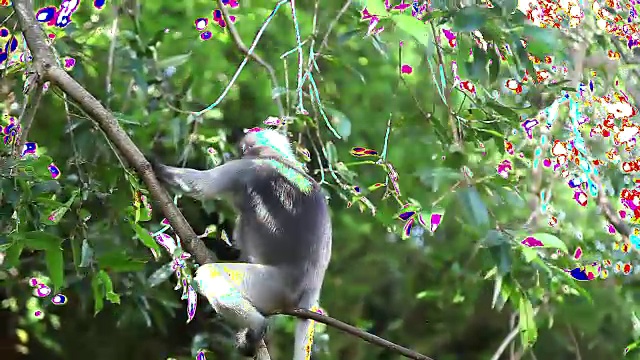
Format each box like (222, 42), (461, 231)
(13, 73), (44, 159)
(12, 2), (434, 360)
(590, 174), (631, 241)
(283, 308), (435, 360)
(216, 0), (284, 119)
(11, 0), (216, 265)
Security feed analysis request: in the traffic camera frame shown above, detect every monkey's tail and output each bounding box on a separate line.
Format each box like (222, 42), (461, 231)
(292, 289), (321, 360)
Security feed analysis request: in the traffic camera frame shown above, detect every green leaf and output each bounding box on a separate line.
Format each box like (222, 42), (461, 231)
(625, 339), (640, 356)
(528, 233), (569, 253)
(488, 48), (500, 84)
(423, 10), (448, 22)
(451, 6), (491, 32)
(4, 243), (23, 268)
(361, 0), (388, 14)
(325, 141), (338, 165)
(91, 274), (105, 315)
(485, 100), (519, 119)
(482, 230), (508, 247)
(97, 270), (121, 304)
(469, 46), (489, 83)
(501, 0), (518, 15)
(148, 262), (175, 287)
(146, 28), (168, 49)
(70, 236), (82, 273)
(17, 155), (55, 180)
(22, 232), (64, 251)
(488, 243), (512, 275)
(77, 208), (92, 222)
(514, 39), (537, 85)
(392, 14), (433, 50)
(337, 29), (361, 44)
(521, 247), (538, 263)
(326, 108), (352, 139)
(443, 144), (466, 169)
(43, 206), (70, 225)
(475, 127), (505, 140)
(44, 248), (64, 290)
(456, 34), (473, 77)
(92, 270), (121, 315)
(157, 53), (192, 69)
(519, 297), (538, 348)
(31, 180), (61, 196)
(458, 186), (490, 229)
(80, 239), (94, 268)
(497, 279), (516, 311)
(491, 274), (503, 309)
(522, 26), (560, 58)
(131, 223), (161, 253)
(97, 252), (148, 272)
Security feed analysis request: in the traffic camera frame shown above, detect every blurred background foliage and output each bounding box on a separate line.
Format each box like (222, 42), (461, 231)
(1, 0), (640, 359)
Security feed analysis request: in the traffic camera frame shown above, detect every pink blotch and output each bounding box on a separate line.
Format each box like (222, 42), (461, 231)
(521, 236), (544, 247)
(430, 213), (442, 233)
(401, 64), (413, 74)
(573, 246), (583, 260)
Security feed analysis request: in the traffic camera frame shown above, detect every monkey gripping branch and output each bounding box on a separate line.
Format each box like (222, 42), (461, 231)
(10, 1), (434, 359)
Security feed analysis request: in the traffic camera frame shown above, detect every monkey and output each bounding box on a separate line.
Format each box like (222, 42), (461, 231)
(152, 128), (332, 359)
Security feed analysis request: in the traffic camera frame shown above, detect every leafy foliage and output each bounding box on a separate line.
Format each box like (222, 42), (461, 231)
(0, 0), (639, 359)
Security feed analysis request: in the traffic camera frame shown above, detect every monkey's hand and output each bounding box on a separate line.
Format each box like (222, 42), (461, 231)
(146, 154), (169, 180)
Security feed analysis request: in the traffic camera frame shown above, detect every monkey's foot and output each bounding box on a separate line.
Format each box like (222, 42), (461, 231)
(236, 325), (267, 357)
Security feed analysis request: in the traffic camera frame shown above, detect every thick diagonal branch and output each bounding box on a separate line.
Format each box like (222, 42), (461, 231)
(11, 0), (216, 265)
(11, 2), (436, 360)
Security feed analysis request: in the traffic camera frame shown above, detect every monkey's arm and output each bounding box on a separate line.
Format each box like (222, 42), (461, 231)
(153, 159), (260, 200)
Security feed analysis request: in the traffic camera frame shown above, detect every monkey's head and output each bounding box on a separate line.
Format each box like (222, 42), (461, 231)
(239, 128), (295, 161)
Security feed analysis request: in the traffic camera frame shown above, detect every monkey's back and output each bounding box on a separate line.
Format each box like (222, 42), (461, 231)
(234, 163), (332, 271)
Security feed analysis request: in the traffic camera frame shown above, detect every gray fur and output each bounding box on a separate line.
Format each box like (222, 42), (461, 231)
(153, 129), (332, 359)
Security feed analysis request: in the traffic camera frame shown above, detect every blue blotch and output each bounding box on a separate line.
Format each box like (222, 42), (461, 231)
(35, 7), (57, 23)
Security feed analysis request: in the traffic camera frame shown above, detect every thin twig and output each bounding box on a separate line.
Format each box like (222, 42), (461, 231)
(492, 308), (540, 360)
(524, 117), (553, 229)
(283, 308), (435, 360)
(195, 0), (289, 116)
(61, 92), (86, 183)
(105, 5), (120, 109)
(14, 77), (44, 158)
(590, 174), (631, 242)
(216, 0), (284, 119)
(290, 0), (306, 114)
(299, 0), (352, 83)
(491, 327), (519, 360)
(429, 21), (459, 146)
(566, 325), (582, 360)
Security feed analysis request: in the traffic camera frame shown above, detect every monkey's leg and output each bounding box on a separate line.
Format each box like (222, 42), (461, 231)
(195, 263), (289, 356)
(293, 289), (322, 360)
